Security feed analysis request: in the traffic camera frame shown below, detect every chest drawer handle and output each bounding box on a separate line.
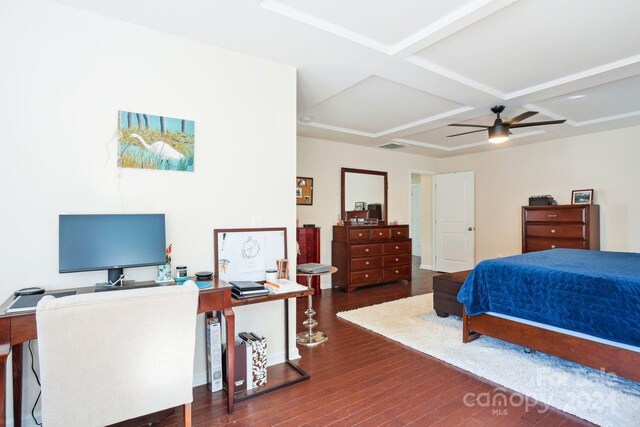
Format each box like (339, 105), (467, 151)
(379, 232), (383, 236)
(365, 261), (370, 265)
(395, 258), (399, 262)
(551, 229), (556, 233)
(358, 233), (363, 237)
(365, 248), (370, 252)
(551, 245), (556, 249)
(547, 214), (558, 218)
(395, 270), (399, 274)
(397, 231), (401, 235)
(395, 246), (399, 250)
(365, 274), (369, 278)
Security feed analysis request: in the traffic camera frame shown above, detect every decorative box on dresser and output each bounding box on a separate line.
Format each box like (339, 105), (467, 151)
(332, 224), (412, 292)
(296, 227), (321, 294)
(522, 205), (600, 253)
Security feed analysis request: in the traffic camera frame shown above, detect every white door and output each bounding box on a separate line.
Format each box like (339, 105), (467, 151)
(411, 183), (422, 256)
(435, 171), (475, 272)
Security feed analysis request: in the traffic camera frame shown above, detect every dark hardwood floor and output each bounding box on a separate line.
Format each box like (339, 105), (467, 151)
(120, 257), (590, 426)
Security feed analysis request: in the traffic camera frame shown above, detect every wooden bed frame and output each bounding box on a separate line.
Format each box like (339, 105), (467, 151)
(462, 308), (640, 383)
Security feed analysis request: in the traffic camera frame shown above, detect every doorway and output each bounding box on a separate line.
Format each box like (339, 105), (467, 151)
(410, 171), (434, 270)
(434, 171), (475, 272)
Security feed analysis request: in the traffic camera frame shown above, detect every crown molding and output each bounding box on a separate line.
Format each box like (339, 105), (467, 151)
(525, 103), (640, 127)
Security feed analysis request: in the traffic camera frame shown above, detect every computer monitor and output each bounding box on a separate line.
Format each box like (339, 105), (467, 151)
(59, 214), (166, 284)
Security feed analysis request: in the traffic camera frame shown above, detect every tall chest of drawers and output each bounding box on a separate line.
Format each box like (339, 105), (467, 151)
(522, 205), (600, 253)
(332, 225), (412, 293)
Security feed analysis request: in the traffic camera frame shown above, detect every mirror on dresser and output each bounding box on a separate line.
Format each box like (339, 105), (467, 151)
(341, 167), (388, 223)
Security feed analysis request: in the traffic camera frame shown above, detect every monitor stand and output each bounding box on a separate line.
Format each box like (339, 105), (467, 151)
(96, 268), (135, 287)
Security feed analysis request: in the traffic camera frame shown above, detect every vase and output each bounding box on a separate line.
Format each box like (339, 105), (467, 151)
(157, 263), (172, 282)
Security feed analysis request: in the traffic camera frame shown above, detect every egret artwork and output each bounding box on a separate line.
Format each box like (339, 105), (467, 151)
(118, 111), (194, 172)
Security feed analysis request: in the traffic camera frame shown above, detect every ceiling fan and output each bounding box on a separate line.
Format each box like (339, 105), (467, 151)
(447, 105), (566, 144)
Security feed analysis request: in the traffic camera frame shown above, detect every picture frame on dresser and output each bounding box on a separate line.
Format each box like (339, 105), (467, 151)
(571, 189), (593, 205)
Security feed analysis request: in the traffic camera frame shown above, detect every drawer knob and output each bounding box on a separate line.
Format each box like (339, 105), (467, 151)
(397, 231), (401, 235)
(395, 258), (399, 262)
(551, 245), (556, 249)
(395, 270), (399, 274)
(395, 246), (399, 250)
(365, 274), (369, 278)
(365, 261), (369, 265)
(358, 233), (363, 237)
(551, 229), (556, 233)
(379, 232), (383, 236)
(365, 248), (370, 252)
(548, 214), (558, 218)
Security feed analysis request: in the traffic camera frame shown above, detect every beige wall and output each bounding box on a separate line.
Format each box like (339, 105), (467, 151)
(297, 136), (438, 287)
(439, 126), (640, 262)
(420, 175), (433, 268)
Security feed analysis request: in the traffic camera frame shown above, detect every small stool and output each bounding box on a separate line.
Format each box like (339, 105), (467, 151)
(433, 270), (471, 318)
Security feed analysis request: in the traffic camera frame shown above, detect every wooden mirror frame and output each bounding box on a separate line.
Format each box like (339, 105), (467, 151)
(341, 167), (388, 221)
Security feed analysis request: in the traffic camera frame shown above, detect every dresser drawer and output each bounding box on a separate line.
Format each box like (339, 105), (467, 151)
(382, 253), (411, 267)
(525, 238), (586, 252)
(370, 228), (390, 241)
(351, 256), (383, 271)
(383, 265), (411, 281)
(349, 228), (370, 242)
(383, 241), (411, 254)
(524, 208), (585, 223)
(350, 243), (383, 257)
(350, 269), (383, 285)
(389, 227), (409, 240)
(526, 224), (586, 239)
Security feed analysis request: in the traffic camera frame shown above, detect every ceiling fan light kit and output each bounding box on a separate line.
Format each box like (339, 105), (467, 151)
(447, 105), (567, 145)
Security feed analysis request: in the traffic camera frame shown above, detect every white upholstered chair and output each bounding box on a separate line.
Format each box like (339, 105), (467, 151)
(36, 281), (199, 427)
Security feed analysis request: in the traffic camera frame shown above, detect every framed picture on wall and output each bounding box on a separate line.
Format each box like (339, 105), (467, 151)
(571, 189), (593, 205)
(296, 177), (313, 206)
(354, 202), (366, 210)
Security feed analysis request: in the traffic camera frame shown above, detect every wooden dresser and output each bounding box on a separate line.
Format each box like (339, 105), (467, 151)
(522, 205), (600, 253)
(332, 224), (411, 292)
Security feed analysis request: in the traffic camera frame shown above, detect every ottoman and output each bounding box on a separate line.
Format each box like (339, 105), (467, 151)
(433, 270), (471, 318)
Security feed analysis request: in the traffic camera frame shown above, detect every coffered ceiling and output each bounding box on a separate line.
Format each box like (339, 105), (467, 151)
(55, 0), (640, 157)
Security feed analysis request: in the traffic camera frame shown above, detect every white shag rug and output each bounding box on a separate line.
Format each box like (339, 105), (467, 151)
(337, 294), (640, 427)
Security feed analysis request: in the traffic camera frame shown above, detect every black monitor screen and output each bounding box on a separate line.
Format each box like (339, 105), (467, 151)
(59, 214), (166, 273)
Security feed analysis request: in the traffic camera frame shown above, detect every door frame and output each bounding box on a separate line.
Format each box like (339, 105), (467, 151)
(408, 169), (437, 270)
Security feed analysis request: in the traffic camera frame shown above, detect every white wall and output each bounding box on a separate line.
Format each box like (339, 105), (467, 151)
(296, 136), (438, 287)
(0, 0), (296, 424)
(439, 126), (640, 262)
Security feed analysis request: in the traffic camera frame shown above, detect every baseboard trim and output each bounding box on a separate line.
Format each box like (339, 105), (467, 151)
(420, 264), (434, 270)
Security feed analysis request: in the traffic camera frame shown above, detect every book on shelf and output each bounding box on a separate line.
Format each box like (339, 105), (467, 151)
(231, 288), (270, 299)
(222, 340), (247, 392)
(229, 281), (265, 291)
(264, 279), (308, 294)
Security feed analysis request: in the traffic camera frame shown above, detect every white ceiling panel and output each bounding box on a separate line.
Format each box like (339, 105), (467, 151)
(535, 75), (640, 122)
(272, 0), (475, 46)
(415, 0), (640, 94)
(304, 76), (464, 133)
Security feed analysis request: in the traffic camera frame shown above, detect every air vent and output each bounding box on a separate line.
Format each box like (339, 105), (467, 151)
(378, 142), (407, 150)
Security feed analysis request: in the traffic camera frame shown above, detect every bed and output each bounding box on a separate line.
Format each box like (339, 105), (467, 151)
(457, 249), (640, 382)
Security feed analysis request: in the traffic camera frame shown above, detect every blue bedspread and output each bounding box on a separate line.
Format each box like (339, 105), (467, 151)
(457, 249), (640, 347)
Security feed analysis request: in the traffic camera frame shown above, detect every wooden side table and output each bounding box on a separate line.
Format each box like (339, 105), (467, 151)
(295, 266), (337, 346)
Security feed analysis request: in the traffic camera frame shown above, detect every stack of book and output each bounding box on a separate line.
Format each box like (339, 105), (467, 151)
(264, 278), (308, 294)
(230, 281), (269, 299)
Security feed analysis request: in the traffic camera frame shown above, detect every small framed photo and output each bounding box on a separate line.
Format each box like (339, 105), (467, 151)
(571, 189), (593, 205)
(354, 202), (366, 210)
(296, 188), (302, 198)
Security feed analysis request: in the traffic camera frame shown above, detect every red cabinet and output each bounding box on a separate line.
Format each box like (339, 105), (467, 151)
(296, 227), (321, 294)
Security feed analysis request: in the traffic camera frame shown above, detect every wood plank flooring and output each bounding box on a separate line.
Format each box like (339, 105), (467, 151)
(118, 257), (590, 426)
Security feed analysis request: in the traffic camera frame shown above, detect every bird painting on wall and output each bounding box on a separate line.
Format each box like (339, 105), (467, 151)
(117, 110), (194, 172)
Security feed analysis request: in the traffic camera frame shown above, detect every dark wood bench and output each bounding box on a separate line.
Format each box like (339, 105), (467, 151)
(433, 270), (471, 318)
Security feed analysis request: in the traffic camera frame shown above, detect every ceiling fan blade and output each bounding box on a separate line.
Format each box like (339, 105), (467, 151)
(510, 119), (566, 128)
(504, 111), (538, 125)
(447, 124), (490, 128)
(447, 129), (487, 137)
